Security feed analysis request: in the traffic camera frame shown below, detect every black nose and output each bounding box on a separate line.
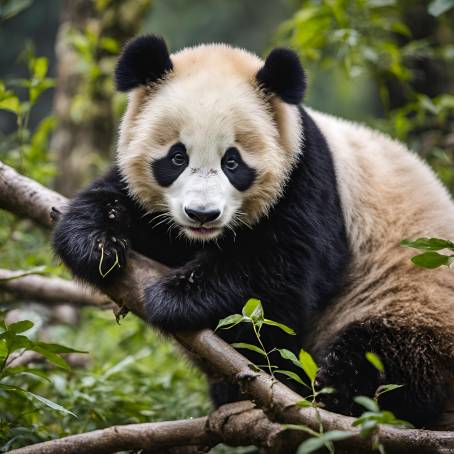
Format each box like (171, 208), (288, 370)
(185, 207), (221, 224)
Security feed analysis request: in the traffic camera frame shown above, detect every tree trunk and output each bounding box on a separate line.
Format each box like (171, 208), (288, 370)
(51, 0), (152, 196)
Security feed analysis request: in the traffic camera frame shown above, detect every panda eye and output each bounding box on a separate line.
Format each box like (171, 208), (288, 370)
(171, 152), (187, 166)
(225, 158), (239, 171)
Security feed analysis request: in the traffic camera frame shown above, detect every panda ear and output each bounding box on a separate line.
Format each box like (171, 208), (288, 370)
(115, 35), (173, 92)
(256, 48), (306, 104)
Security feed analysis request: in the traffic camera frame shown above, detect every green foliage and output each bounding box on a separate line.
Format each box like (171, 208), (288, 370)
(365, 352), (384, 373)
(0, 309), (210, 451)
(0, 49), (62, 277)
(0, 48), (55, 182)
(0, 313), (86, 449)
(279, 0), (454, 192)
(220, 303), (413, 453)
(65, 24), (121, 123)
(401, 237), (454, 268)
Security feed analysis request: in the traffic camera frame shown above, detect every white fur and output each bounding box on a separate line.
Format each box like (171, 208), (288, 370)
(117, 44), (302, 241)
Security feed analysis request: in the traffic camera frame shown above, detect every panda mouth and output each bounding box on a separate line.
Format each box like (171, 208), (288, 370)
(188, 226), (220, 235)
(181, 224), (223, 240)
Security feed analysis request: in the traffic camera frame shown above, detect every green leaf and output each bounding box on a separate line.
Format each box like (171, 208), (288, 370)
(277, 348), (302, 369)
(30, 57), (48, 80)
(2, 366), (51, 382)
(366, 352), (384, 373)
(263, 319), (296, 335)
(0, 383), (26, 392)
(99, 37), (119, 53)
(0, 95), (20, 114)
(33, 341), (87, 354)
(428, 0), (454, 16)
(299, 349), (318, 383)
(4, 333), (31, 354)
(318, 386), (335, 395)
(411, 251), (452, 269)
(401, 237), (454, 251)
(242, 298), (264, 322)
(215, 314), (245, 331)
(357, 418), (378, 437)
(231, 342), (266, 356)
(321, 430), (354, 442)
(6, 320), (34, 334)
(275, 369), (309, 388)
(29, 346), (69, 370)
(26, 392), (77, 417)
(296, 398), (314, 408)
(376, 384), (404, 397)
(354, 396), (380, 412)
(297, 436), (326, 454)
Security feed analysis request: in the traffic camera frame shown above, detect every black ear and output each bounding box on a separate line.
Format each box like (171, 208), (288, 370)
(256, 48), (306, 104)
(115, 35), (173, 92)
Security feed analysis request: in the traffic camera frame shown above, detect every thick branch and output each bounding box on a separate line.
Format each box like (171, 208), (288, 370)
(1, 160), (454, 453)
(9, 416), (212, 454)
(0, 268), (112, 307)
(9, 401), (296, 454)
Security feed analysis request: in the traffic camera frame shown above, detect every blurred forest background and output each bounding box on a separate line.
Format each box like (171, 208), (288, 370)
(0, 0), (453, 452)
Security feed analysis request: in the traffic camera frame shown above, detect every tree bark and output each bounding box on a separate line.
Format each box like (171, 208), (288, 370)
(0, 268), (112, 307)
(9, 401), (297, 454)
(51, 0), (152, 196)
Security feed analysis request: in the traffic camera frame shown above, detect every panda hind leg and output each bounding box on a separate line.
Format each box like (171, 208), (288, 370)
(315, 317), (454, 428)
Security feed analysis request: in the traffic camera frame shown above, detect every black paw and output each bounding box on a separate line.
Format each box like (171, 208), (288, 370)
(144, 280), (180, 331)
(144, 265), (206, 332)
(94, 232), (128, 279)
(315, 343), (380, 416)
(53, 224), (129, 286)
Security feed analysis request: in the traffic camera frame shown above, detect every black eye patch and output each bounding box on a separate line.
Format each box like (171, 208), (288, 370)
(152, 143), (188, 187)
(221, 147), (256, 192)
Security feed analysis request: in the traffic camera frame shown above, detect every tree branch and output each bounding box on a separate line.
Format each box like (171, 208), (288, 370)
(9, 401), (298, 454)
(1, 160), (454, 453)
(0, 268), (112, 307)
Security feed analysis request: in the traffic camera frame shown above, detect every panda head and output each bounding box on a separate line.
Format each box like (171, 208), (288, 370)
(116, 35), (305, 241)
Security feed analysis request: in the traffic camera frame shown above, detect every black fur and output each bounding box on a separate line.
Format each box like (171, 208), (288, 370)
(52, 98), (452, 427)
(152, 143), (189, 187)
(315, 319), (452, 427)
(221, 147), (256, 191)
(115, 35), (173, 92)
(256, 48), (306, 104)
(53, 106), (349, 396)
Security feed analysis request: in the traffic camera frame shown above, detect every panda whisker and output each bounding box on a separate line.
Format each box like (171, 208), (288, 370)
(150, 214), (172, 229)
(235, 212), (253, 230)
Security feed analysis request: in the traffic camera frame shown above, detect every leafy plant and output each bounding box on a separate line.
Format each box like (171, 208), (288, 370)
(279, 0), (454, 192)
(216, 298), (295, 376)
(350, 352), (410, 454)
(218, 300), (353, 454)
(0, 314), (85, 428)
(401, 237), (454, 268)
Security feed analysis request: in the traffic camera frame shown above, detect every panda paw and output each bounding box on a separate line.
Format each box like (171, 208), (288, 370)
(94, 232), (128, 279)
(314, 341), (380, 416)
(55, 228), (129, 286)
(144, 264), (206, 331)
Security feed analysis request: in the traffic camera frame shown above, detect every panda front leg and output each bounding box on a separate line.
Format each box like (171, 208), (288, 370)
(315, 317), (454, 427)
(144, 252), (251, 331)
(53, 168), (132, 286)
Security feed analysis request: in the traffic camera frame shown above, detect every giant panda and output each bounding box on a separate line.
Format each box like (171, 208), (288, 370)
(53, 35), (454, 428)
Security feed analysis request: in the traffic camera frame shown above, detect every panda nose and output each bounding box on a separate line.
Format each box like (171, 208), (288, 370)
(184, 207), (221, 224)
